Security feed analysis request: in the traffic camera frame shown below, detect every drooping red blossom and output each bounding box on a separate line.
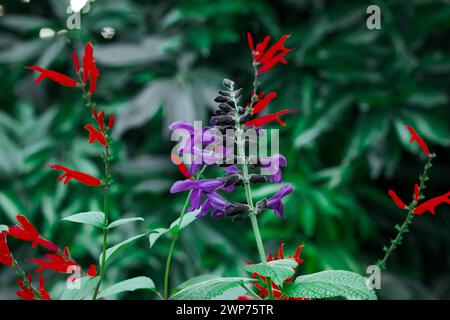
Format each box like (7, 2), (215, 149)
(72, 51), (80, 73)
(244, 110), (297, 127)
(85, 124), (107, 146)
(92, 108), (105, 132)
(82, 42), (99, 95)
(246, 243), (307, 300)
(247, 33), (293, 75)
(171, 154), (193, 179)
(16, 274), (35, 300)
(414, 184), (420, 203)
(0, 232), (12, 266)
(406, 125), (431, 157)
(7, 215), (58, 252)
(49, 164), (102, 187)
(388, 190), (408, 209)
(38, 275), (51, 300)
(87, 264), (97, 277)
(28, 250), (79, 274)
(25, 66), (78, 88)
(252, 91), (277, 115)
(107, 114), (115, 129)
(414, 192), (450, 215)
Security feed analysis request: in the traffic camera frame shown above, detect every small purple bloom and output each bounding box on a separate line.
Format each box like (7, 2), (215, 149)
(260, 154), (287, 183)
(170, 178), (226, 211)
(266, 184), (293, 218)
(196, 192), (229, 218)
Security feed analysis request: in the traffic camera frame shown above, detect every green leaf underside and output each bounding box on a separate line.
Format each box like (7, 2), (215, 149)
(98, 276), (155, 299)
(60, 276), (100, 300)
(101, 233), (148, 265)
(244, 258), (298, 287)
(62, 211), (105, 228)
(170, 277), (255, 300)
(148, 209), (199, 248)
(108, 217), (144, 229)
(283, 270), (377, 300)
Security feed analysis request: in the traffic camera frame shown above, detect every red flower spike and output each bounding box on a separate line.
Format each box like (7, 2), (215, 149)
(85, 124), (107, 146)
(72, 51), (80, 73)
(171, 154), (193, 179)
(16, 276), (35, 301)
(25, 66), (78, 88)
(0, 232), (12, 266)
(82, 42), (99, 95)
(259, 34), (291, 65)
(49, 164), (102, 187)
(28, 252), (79, 274)
(87, 264), (97, 277)
(7, 214), (58, 252)
(244, 110), (297, 127)
(414, 192), (450, 215)
(388, 190), (407, 209)
(252, 91), (277, 115)
(255, 36), (271, 61)
(107, 115), (115, 129)
(414, 184), (420, 203)
(406, 125), (431, 157)
(89, 62), (99, 95)
(39, 275), (51, 300)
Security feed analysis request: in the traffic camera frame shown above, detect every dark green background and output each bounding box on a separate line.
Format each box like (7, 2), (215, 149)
(0, 0), (449, 299)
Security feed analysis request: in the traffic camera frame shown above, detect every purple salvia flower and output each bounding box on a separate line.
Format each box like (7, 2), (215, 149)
(170, 178), (226, 211)
(260, 154), (287, 183)
(266, 184), (293, 218)
(196, 192), (229, 218)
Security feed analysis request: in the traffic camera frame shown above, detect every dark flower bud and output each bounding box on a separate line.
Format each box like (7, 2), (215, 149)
(226, 100), (236, 108)
(239, 113), (252, 124)
(221, 174), (242, 187)
(218, 103), (233, 112)
(214, 96), (229, 103)
(211, 115), (234, 126)
(218, 90), (231, 96)
(225, 203), (250, 216)
(255, 199), (268, 215)
(223, 79), (235, 89)
(249, 174), (267, 183)
(215, 109), (227, 116)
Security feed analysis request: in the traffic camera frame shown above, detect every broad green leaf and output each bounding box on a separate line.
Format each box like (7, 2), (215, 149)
(102, 233), (148, 265)
(60, 276), (99, 300)
(170, 277), (255, 300)
(283, 270), (377, 300)
(0, 225), (8, 232)
(98, 276), (155, 299)
(108, 217), (144, 229)
(244, 259), (298, 286)
(62, 211), (105, 228)
(173, 274), (219, 293)
(148, 209), (199, 248)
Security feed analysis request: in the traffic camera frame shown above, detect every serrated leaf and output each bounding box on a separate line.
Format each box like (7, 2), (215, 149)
(244, 259), (298, 286)
(283, 270), (377, 300)
(101, 233), (148, 265)
(108, 217), (144, 229)
(170, 277), (255, 300)
(60, 276), (99, 300)
(61, 211), (105, 228)
(98, 276), (155, 299)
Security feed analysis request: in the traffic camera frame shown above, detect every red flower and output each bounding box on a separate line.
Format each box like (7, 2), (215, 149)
(414, 192), (450, 215)
(107, 115), (115, 129)
(81, 42), (99, 95)
(92, 108), (105, 132)
(72, 51), (80, 73)
(16, 274), (35, 300)
(87, 264), (97, 277)
(24, 66), (78, 88)
(247, 33), (293, 75)
(0, 232), (12, 266)
(49, 164), (102, 187)
(405, 125), (431, 157)
(237, 295), (255, 300)
(39, 275), (51, 300)
(85, 124), (107, 146)
(252, 91), (277, 115)
(388, 190), (407, 209)
(244, 110), (297, 127)
(246, 243), (306, 300)
(7, 214), (58, 252)
(414, 184), (420, 203)
(171, 154), (193, 179)
(28, 248), (78, 274)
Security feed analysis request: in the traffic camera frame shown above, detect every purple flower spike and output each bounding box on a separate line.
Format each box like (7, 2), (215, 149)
(196, 192), (229, 218)
(170, 179), (225, 194)
(266, 184), (293, 218)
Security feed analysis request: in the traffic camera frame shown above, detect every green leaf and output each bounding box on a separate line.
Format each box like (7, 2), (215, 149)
(108, 217), (144, 229)
(101, 233), (148, 265)
(149, 209), (199, 248)
(244, 259), (298, 286)
(60, 276), (99, 300)
(0, 225), (8, 232)
(283, 270), (377, 300)
(61, 211), (105, 228)
(98, 276), (155, 299)
(170, 277), (255, 300)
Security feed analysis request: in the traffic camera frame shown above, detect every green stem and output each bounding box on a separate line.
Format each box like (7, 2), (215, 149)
(377, 154), (435, 270)
(163, 165), (207, 299)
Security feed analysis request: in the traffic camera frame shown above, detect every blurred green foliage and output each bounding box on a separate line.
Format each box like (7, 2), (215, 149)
(0, 0), (449, 299)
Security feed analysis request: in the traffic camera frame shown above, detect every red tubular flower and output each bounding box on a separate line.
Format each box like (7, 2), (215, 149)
(49, 164), (102, 187)
(85, 124), (107, 146)
(244, 110), (297, 127)
(87, 264), (97, 277)
(405, 125), (431, 157)
(28, 251), (79, 274)
(171, 154), (193, 179)
(237, 295), (255, 300)
(414, 192), (450, 215)
(92, 108), (105, 132)
(107, 115), (115, 129)
(252, 91), (277, 115)
(388, 190), (407, 209)
(25, 66), (78, 88)
(72, 51), (80, 73)
(0, 232), (12, 266)
(39, 275), (51, 300)
(16, 274), (35, 300)
(82, 42), (99, 95)
(7, 214), (58, 252)
(414, 184), (420, 203)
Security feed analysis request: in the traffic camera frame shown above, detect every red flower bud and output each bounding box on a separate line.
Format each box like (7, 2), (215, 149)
(388, 190), (407, 209)
(25, 66), (78, 88)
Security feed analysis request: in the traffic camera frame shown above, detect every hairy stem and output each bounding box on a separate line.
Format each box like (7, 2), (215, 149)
(377, 154), (435, 270)
(11, 255), (41, 297)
